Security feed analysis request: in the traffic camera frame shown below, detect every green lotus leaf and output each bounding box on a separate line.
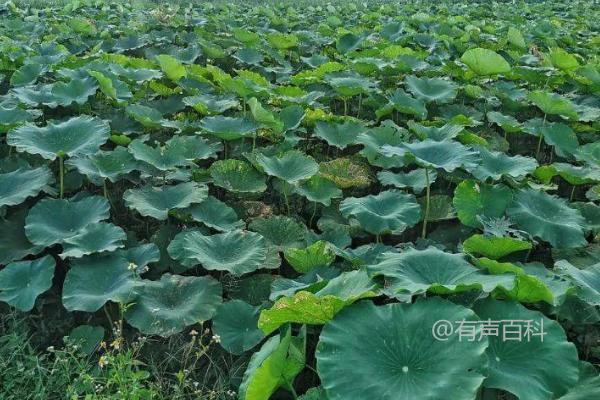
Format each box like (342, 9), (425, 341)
(125, 274), (221, 337)
(257, 150), (318, 184)
(486, 111), (522, 133)
(316, 268), (379, 301)
(59, 222), (127, 259)
(66, 147), (138, 183)
(314, 121), (365, 149)
(284, 241), (336, 274)
(368, 246), (514, 296)
(477, 258), (555, 304)
(383, 139), (480, 172)
(12, 85), (58, 108)
(356, 124), (407, 168)
(539, 122), (579, 157)
(199, 116), (259, 140)
(340, 190), (421, 235)
(292, 175), (342, 206)
(248, 97), (284, 133)
(298, 388), (327, 400)
(551, 163), (600, 185)
(270, 267), (340, 300)
(575, 142), (600, 167)
(463, 234), (532, 259)
(507, 188), (586, 249)
(404, 75), (458, 103)
(155, 54), (186, 82)
(507, 27), (527, 48)
(187, 196), (244, 232)
(0, 209), (44, 265)
(377, 168), (438, 194)
(227, 273), (274, 306)
(66, 325), (105, 355)
(461, 48), (511, 76)
(418, 194), (455, 222)
(555, 260), (600, 306)
(125, 104), (163, 128)
(129, 136), (220, 171)
(453, 180), (512, 228)
(212, 300), (265, 355)
(124, 182), (208, 220)
(548, 48), (580, 71)
(336, 32), (366, 54)
(10, 63), (46, 87)
(88, 71), (117, 100)
(387, 89), (427, 120)
(248, 216), (306, 250)
(234, 48), (264, 65)
(168, 230), (267, 276)
(62, 252), (138, 312)
(473, 298), (579, 400)
(183, 94), (239, 115)
(25, 195), (110, 246)
(319, 158), (371, 188)
(0, 106), (39, 132)
(51, 77), (98, 106)
(528, 91), (578, 119)
(316, 298), (487, 400)
(266, 32), (299, 50)
(209, 159), (267, 193)
(0, 255), (55, 312)
(556, 362), (600, 400)
(407, 121), (464, 141)
(325, 72), (376, 97)
(573, 202), (600, 234)
(0, 166), (52, 207)
(7, 116), (110, 160)
(472, 147), (537, 181)
(239, 326), (305, 400)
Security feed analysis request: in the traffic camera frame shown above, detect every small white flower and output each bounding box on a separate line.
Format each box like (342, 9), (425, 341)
(211, 334), (221, 344)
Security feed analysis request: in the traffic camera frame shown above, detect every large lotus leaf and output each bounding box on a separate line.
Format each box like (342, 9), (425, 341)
(125, 274), (221, 337)
(0, 255), (55, 312)
(507, 188), (586, 249)
(257, 150), (318, 184)
(155, 54), (186, 82)
(339, 190), (421, 235)
(25, 195), (110, 246)
(387, 89), (427, 119)
(316, 298), (487, 400)
(487, 111), (522, 133)
(316, 268), (379, 300)
(62, 252), (138, 312)
(66, 325), (105, 356)
(404, 75), (458, 103)
(129, 136), (221, 171)
(377, 168), (438, 193)
(248, 216), (306, 250)
(239, 327), (305, 400)
(472, 147), (537, 181)
(336, 32), (366, 54)
(248, 97), (284, 133)
(556, 362), (600, 400)
(540, 122), (579, 157)
(10, 63), (46, 87)
(356, 124), (406, 168)
(528, 91), (578, 119)
(209, 159), (267, 193)
(408, 121), (464, 141)
(463, 234), (532, 259)
(575, 142), (600, 167)
(318, 158), (371, 189)
(168, 230), (267, 276)
(270, 267), (340, 301)
(183, 94), (239, 115)
(0, 106), (39, 131)
(212, 300), (265, 355)
(66, 147), (138, 183)
(368, 246), (514, 296)
(51, 78), (98, 106)
(125, 104), (163, 128)
(187, 196), (244, 231)
(477, 258), (555, 304)
(383, 139), (480, 172)
(60, 222), (127, 259)
(12, 85), (59, 108)
(292, 175), (342, 206)
(0, 209), (44, 265)
(284, 241), (336, 273)
(555, 260), (600, 306)
(124, 182), (208, 220)
(474, 298), (579, 400)
(0, 166), (52, 206)
(314, 121), (364, 149)
(453, 180), (513, 228)
(325, 72), (376, 97)
(266, 32), (299, 49)
(7, 116), (110, 160)
(199, 116), (259, 140)
(234, 48), (264, 65)
(550, 163), (600, 186)
(461, 48), (511, 76)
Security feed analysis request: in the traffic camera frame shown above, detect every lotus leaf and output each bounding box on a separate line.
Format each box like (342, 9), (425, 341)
(0, 255), (55, 312)
(124, 182), (208, 220)
(0, 166), (52, 207)
(212, 300), (265, 355)
(256, 151), (318, 184)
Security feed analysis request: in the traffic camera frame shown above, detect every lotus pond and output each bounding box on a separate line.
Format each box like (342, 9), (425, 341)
(1, 0), (600, 399)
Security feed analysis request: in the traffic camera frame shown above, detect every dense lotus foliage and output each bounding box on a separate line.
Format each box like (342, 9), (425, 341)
(0, 0), (600, 399)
